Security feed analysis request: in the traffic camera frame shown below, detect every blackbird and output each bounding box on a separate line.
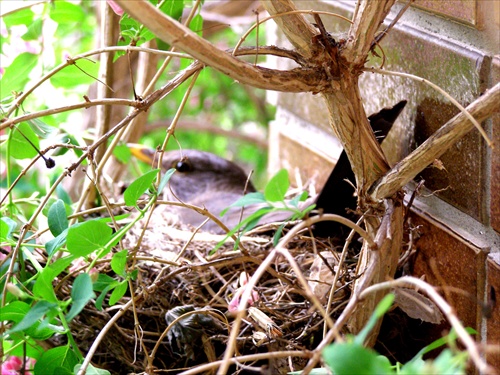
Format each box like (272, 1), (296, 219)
(130, 100), (407, 234)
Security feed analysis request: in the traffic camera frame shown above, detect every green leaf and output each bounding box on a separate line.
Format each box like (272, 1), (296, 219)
(264, 169), (289, 202)
(0, 301), (55, 340)
(158, 168), (176, 195)
(2, 7), (35, 27)
(33, 272), (58, 303)
(8, 300), (58, 334)
(111, 250), (128, 277)
(213, 206), (274, 253)
(0, 52), (38, 100)
(95, 283), (116, 311)
(50, 58), (100, 88)
(48, 199), (69, 237)
(24, 321), (56, 340)
(74, 363), (111, 375)
(323, 342), (394, 375)
(33, 255), (75, 302)
(66, 273), (95, 322)
(272, 223), (286, 246)
(53, 367), (73, 375)
(289, 191), (308, 207)
(401, 349), (467, 375)
(49, 1), (85, 24)
(0, 300), (31, 323)
(56, 184), (73, 205)
(117, 15), (155, 50)
(45, 228), (68, 257)
(108, 281), (128, 306)
(124, 169), (159, 206)
(221, 192), (266, 216)
(288, 369), (332, 375)
(22, 18), (43, 41)
(410, 327), (476, 362)
(5, 336), (45, 360)
(93, 274), (118, 292)
(113, 144), (131, 164)
(1, 217), (17, 241)
(161, 0), (184, 20)
(9, 122), (40, 159)
(34, 345), (80, 375)
(67, 220), (112, 257)
(188, 14), (203, 36)
(27, 117), (56, 138)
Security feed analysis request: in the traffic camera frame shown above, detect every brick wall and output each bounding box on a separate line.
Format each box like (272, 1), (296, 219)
(267, 0), (499, 370)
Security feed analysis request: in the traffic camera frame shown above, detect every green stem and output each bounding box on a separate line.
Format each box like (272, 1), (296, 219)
(85, 197), (157, 272)
(58, 310), (84, 361)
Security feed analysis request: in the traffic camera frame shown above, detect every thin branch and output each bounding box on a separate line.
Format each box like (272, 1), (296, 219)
(218, 214), (372, 374)
(371, 82), (500, 200)
(365, 67), (492, 146)
(0, 45), (299, 132)
(343, 0), (396, 66)
(77, 299), (134, 375)
(147, 119), (268, 149)
(372, 0), (414, 47)
(3, 46), (190, 118)
(115, 0), (327, 93)
(178, 351), (311, 375)
(359, 276), (493, 374)
(1, 99), (138, 130)
(233, 9), (353, 56)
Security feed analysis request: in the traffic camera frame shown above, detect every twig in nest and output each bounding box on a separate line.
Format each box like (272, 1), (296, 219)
(218, 214), (369, 374)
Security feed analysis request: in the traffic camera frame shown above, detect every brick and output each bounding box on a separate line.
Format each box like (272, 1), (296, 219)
(411, 213), (487, 331)
(413, 0), (477, 26)
(490, 56), (500, 233)
(414, 98), (485, 222)
(376, 30), (488, 221)
(486, 254), (500, 371)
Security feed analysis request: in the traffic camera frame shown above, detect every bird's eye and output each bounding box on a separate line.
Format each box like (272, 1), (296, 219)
(173, 159), (193, 173)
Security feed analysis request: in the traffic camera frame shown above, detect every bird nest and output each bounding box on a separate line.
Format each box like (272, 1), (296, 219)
(53, 207), (359, 374)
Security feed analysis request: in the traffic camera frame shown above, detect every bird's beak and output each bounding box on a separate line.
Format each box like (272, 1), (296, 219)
(128, 144), (156, 164)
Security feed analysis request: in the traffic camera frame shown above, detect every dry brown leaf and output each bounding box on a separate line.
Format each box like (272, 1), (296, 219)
(394, 287), (444, 324)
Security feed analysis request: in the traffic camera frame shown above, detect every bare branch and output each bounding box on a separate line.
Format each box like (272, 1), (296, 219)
(115, 0), (327, 93)
(343, 0), (396, 66)
(261, 0), (320, 59)
(371, 82), (500, 200)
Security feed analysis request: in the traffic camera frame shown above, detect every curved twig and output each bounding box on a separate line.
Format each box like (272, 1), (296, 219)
(233, 9), (353, 56)
(371, 82), (500, 200)
(115, 0), (327, 93)
(360, 276), (493, 374)
(3, 46), (190, 119)
(365, 67), (492, 147)
(217, 213), (373, 374)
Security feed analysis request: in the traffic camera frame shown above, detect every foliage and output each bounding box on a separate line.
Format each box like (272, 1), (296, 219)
(290, 294), (470, 375)
(0, 1), (270, 373)
(215, 168), (315, 250)
(0, 1), (484, 374)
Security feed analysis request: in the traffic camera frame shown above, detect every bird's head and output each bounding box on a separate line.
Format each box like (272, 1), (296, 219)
(129, 145), (256, 203)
